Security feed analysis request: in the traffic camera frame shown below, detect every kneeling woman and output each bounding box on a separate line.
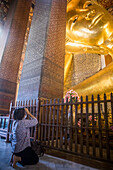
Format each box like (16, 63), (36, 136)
(11, 108), (39, 168)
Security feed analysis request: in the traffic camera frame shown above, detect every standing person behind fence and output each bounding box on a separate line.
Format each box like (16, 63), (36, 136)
(11, 108), (39, 168)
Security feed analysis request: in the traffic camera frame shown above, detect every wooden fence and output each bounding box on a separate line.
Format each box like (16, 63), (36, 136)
(1, 93), (113, 163)
(37, 93), (113, 163)
(5, 99), (39, 142)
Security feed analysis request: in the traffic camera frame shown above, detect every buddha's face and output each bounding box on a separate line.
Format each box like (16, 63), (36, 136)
(67, 0), (113, 46)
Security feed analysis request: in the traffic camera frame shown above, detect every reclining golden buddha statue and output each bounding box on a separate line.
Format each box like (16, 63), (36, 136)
(65, 0), (113, 98)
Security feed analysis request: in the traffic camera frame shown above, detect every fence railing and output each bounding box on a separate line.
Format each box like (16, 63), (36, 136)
(37, 93), (113, 163)
(1, 93), (113, 163)
(5, 99), (39, 142)
(0, 116), (9, 138)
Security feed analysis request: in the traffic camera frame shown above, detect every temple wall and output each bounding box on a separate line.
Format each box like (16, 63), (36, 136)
(0, 0), (31, 114)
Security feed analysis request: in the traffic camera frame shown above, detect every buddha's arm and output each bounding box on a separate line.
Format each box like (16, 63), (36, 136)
(65, 41), (112, 57)
(100, 44), (113, 59)
(103, 37), (113, 58)
(71, 61), (113, 99)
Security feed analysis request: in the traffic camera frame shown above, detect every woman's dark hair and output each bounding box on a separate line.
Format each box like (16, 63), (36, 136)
(13, 108), (25, 120)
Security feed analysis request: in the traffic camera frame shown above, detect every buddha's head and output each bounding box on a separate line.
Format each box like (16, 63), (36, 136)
(67, 0), (113, 46)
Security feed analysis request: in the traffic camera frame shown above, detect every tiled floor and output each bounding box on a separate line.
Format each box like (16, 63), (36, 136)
(0, 138), (98, 170)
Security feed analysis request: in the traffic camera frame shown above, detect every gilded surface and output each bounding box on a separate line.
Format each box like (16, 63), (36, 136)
(65, 0), (113, 98)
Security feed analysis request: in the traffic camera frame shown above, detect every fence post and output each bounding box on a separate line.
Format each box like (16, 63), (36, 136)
(86, 95), (89, 155)
(60, 98), (64, 149)
(97, 94), (102, 158)
(111, 93), (113, 124)
(56, 99), (60, 148)
(34, 98), (40, 141)
(6, 101), (12, 142)
(92, 95), (96, 157)
(104, 93), (110, 160)
(44, 100), (49, 144)
(80, 96), (83, 154)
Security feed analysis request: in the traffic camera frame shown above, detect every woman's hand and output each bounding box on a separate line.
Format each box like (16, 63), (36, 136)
(25, 108), (36, 119)
(24, 108), (30, 115)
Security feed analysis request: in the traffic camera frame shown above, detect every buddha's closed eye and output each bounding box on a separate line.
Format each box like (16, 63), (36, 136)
(73, 16), (78, 23)
(83, 1), (93, 8)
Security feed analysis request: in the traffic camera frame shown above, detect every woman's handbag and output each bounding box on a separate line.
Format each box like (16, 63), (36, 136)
(31, 141), (45, 157)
